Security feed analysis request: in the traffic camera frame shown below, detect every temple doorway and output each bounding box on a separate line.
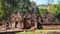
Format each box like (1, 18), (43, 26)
(15, 21), (18, 28)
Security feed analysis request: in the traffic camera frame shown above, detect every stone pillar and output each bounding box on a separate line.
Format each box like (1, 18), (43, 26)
(12, 21), (15, 29)
(2, 24), (5, 30)
(10, 23), (12, 29)
(34, 21), (37, 29)
(21, 22), (24, 29)
(9, 23), (12, 29)
(18, 22), (20, 29)
(18, 21), (23, 29)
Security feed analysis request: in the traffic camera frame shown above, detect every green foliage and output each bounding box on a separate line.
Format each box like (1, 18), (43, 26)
(38, 2), (60, 20)
(0, 0), (31, 21)
(0, 1), (5, 21)
(38, 8), (47, 16)
(1, 0), (60, 21)
(18, 2), (31, 15)
(47, 4), (60, 20)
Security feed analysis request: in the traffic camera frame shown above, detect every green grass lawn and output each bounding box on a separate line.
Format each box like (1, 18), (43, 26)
(16, 30), (60, 34)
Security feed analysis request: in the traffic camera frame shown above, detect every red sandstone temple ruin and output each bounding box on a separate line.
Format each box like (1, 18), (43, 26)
(0, 6), (60, 31)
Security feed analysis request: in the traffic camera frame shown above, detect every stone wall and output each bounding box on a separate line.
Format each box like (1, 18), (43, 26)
(42, 25), (60, 29)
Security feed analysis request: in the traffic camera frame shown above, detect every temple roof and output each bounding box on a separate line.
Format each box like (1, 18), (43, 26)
(24, 11), (31, 18)
(41, 11), (60, 24)
(9, 11), (22, 21)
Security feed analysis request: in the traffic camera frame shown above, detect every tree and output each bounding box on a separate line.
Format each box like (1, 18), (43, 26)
(39, 8), (47, 16)
(47, 4), (60, 20)
(0, 0), (31, 21)
(0, 1), (2, 20)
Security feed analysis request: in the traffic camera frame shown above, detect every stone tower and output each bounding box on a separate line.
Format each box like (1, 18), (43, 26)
(9, 11), (23, 29)
(24, 10), (32, 29)
(42, 10), (59, 24)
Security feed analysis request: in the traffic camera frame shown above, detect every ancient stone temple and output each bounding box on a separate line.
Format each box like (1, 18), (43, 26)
(41, 10), (60, 29)
(24, 11), (32, 29)
(30, 6), (42, 30)
(9, 11), (24, 29)
(42, 10), (59, 24)
(1, 6), (60, 32)
(22, 6), (42, 30)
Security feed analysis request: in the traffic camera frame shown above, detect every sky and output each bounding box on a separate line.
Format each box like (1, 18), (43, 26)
(30, 0), (59, 5)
